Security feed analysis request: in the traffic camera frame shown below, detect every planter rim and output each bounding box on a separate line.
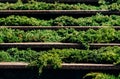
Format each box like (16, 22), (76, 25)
(0, 10), (119, 15)
(0, 43), (120, 49)
(0, 26), (120, 30)
(0, 62), (28, 69)
(0, 62), (119, 70)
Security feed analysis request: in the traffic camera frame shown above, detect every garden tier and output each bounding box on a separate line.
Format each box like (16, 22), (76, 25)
(0, 1), (119, 10)
(0, 14), (120, 26)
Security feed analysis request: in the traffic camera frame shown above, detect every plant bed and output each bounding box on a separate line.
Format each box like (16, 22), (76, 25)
(0, 10), (120, 15)
(0, 28), (120, 48)
(84, 72), (120, 79)
(0, 47), (120, 73)
(0, 14), (120, 26)
(0, 1), (119, 11)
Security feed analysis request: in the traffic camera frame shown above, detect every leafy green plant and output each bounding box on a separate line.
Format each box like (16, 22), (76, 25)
(0, 51), (12, 61)
(6, 48), (38, 62)
(99, 0), (120, 5)
(108, 3), (120, 11)
(31, 53), (62, 73)
(51, 16), (79, 26)
(0, 46), (120, 73)
(0, 0), (119, 10)
(0, 27), (120, 49)
(0, 14), (120, 26)
(83, 72), (120, 79)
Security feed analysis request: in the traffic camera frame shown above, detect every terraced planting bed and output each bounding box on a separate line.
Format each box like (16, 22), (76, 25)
(0, 14), (120, 26)
(0, 0), (120, 79)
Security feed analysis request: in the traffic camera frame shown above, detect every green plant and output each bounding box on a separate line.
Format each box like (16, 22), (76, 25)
(1, 14), (120, 26)
(0, 0), (119, 10)
(0, 46), (120, 73)
(1, 27), (120, 49)
(0, 51), (12, 61)
(31, 53), (62, 73)
(7, 48), (38, 62)
(108, 3), (120, 11)
(99, 0), (120, 5)
(83, 72), (120, 79)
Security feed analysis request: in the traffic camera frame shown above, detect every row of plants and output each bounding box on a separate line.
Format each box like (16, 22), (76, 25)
(0, 14), (120, 26)
(0, 27), (120, 48)
(0, 46), (120, 73)
(0, 0), (119, 78)
(84, 72), (120, 79)
(99, 0), (120, 5)
(0, 27), (118, 42)
(0, 0), (119, 10)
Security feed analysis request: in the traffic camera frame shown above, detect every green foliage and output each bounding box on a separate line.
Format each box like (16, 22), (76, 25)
(6, 48), (38, 62)
(0, 15), (48, 26)
(108, 3), (120, 11)
(0, 0), (119, 10)
(31, 53), (62, 73)
(0, 14), (120, 26)
(83, 72), (119, 79)
(0, 28), (24, 42)
(0, 27), (120, 49)
(0, 0), (119, 77)
(0, 1), (96, 10)
(99, 0), (120, 5)
(51, 16), (79, 26)
(23, 30), (61, 42)
(0, 46), (120, 73)
(0, 51), (12, 61)
(114, 60), (120, 65)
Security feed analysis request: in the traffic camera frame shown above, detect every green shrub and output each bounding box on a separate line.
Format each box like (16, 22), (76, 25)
(1, 27), (120, 49)
(83, 72), (119, 79)
(0, 51), (12, 61)
(0, 46), (120, 73)
(0, 14), (120, 26)
(0, 0), (119, 10)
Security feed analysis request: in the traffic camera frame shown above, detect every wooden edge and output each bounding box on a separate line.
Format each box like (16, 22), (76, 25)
(0, 62), (119, 70)
(61, 63), (120, 70)
(0, 62), (28, 69)
(89, 43), (120, 49)
(0, 0), (98, 3)
(0, 43), (84, 49)
(0, 10), (119, 15)
(0, 43), (120, 49)
(0, 26), (120, 30)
